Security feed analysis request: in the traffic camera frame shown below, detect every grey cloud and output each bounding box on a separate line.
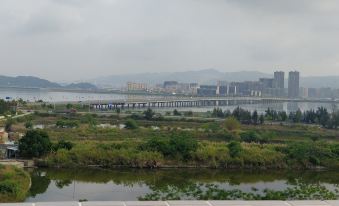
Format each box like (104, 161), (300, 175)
(0, 0), (339, 81)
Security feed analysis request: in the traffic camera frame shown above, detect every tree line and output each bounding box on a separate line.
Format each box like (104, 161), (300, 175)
(211, 106), (339, 129)
(0, 99), (17, 115)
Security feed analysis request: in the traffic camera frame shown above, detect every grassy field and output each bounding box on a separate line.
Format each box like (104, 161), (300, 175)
(0, 165), (31, 202)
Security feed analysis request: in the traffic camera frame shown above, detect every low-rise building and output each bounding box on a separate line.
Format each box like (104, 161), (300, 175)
(0, 142), (18, 159)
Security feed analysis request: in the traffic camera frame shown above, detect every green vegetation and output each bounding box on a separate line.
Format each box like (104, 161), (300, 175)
(140, 132), (198, 161)
(18, 130), (52, 158)
(0, 99), (17, 116)
(56, 119), (79, 128)
(143, 108), (155, 120)
(140, 181), (339, 200)
(224, 117), (241, 131)
(3, 106), (339, 169)
(124, 119), (139, 129)
(0, 165), (31, 202)
(25, 121), (33, 129)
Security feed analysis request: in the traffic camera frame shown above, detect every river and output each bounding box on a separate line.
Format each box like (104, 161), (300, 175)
(1, 88), (339, 113)
(24, 168), (339, 202)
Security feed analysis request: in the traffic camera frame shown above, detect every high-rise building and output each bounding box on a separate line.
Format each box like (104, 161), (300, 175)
(274, 71), (284, 89)
(288, 71), (300, 98)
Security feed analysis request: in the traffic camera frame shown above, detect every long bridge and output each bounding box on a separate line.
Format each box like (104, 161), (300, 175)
(85, 96), (339, 110)
(3, 200), (339, 206)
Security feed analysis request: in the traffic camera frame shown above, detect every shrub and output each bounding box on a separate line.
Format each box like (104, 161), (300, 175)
(285, 142), (334, 167)
(173, 109), (181, 116)
(143, 108), (155, 120)
(224, 117), (241, 131)
(124, 119), (138, 129)
(80, 114), (97, 126)
(140, 132), (198, 160)
(0, 166), (31, 202)
(56, 120), (79, 128)
(184, 111), (193, 117)
(202, 122), (222, 132)
(52, 140), (74, 151)
(227, 141), (242, 158)
(169, 133), (198, 160)
(25, 121), (33, 129)
(240, 131), (260, 143)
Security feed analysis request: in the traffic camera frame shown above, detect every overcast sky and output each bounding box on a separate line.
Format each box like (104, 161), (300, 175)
(1, 0), (339, 81)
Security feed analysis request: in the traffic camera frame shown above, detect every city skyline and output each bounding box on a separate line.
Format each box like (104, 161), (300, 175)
(1, 0), (339, 81)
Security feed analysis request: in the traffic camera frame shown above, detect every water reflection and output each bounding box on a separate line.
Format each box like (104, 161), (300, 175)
(25, 168), (339, 202)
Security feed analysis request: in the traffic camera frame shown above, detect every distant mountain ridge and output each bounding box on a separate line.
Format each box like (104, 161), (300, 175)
(2, 71), (339, 90)
(91, 69), (339, 89)
(0, 75), (97, 90)
(0, 75), (61, 88)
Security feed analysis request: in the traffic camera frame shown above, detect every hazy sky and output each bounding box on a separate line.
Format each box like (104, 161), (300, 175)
(1, 0), (339, 81)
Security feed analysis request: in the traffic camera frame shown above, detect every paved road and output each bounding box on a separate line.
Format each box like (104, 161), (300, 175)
(1, 201), (339, 206)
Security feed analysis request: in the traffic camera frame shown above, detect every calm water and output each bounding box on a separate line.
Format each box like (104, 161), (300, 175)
(1, 88), (338, 113)
(24, 168), (339, 202)
(0, 88), (127, 102)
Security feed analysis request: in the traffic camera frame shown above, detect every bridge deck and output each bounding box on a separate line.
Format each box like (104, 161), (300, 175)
(1, 201), (339, 206)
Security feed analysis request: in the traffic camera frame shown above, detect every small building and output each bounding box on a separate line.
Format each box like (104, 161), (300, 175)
(0, 143), (19, 159)
(0, 130), (9, 143)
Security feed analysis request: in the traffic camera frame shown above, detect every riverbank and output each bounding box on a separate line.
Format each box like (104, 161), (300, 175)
(0, 165), (31, 202)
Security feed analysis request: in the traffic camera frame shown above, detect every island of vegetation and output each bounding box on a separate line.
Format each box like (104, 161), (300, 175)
(0, 165), (31, 202)
(2, 100), (338, 170)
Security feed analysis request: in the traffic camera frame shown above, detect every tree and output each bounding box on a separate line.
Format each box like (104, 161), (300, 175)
(224, 117), (241, 131)
(278, 111), (288, 122)
(228, 141), (242, 158)
(265, 108), (273, 120)
(252, 110), (258, 124)
(143, 108), (155, 120)
(232, 107), (251, 123)
(332, 111), (339, 129)
(294, 109), (303, 123)
(212, 108), (224, 118)
(0, 99), (16, 115)
(18, 130), (52, 158)
(124, 119), (138, 129)
(317, 107), (330, 127)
